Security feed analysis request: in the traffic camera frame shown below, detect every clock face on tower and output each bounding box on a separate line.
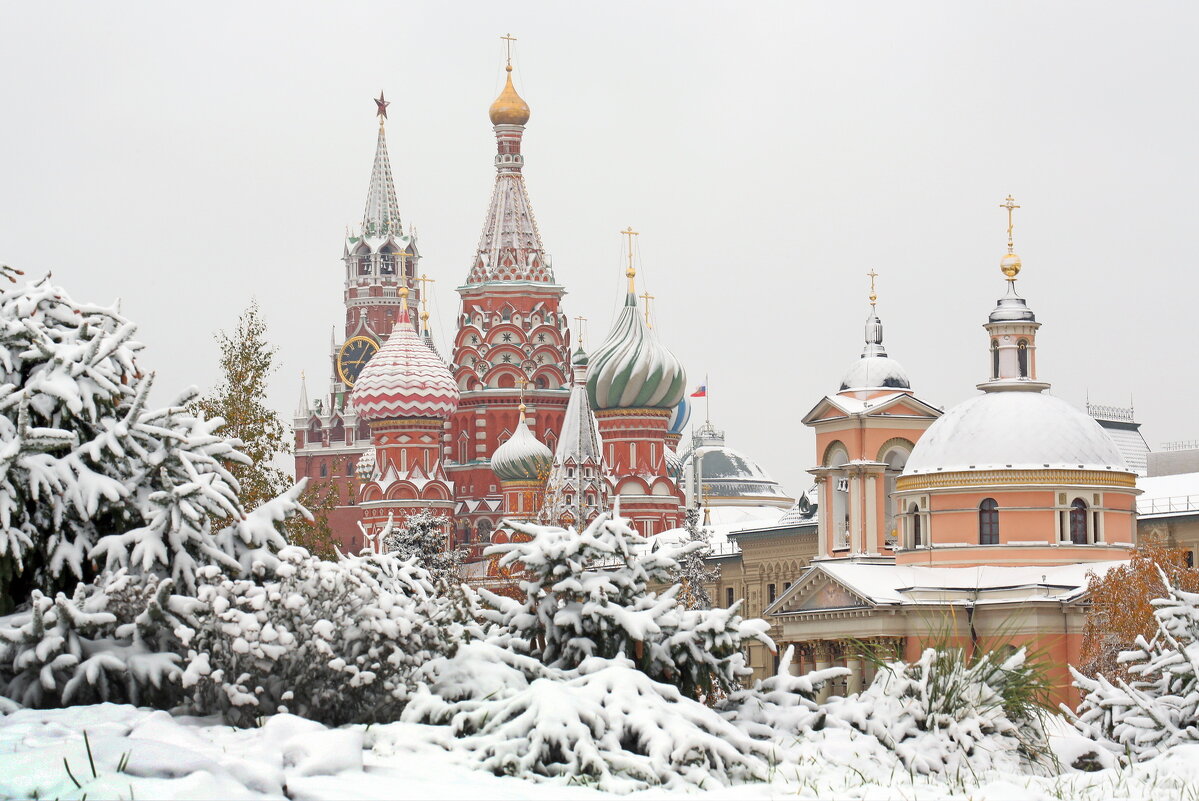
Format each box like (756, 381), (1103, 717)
(336, 336), (379, 387)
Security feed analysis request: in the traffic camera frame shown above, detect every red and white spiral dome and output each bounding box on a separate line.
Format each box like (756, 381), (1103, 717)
(351, 306), (459, 422)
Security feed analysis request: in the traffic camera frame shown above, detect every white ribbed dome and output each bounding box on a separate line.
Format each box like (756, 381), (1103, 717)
(491, 411), (553, 482)
(904, 391), (1127, 475)
(840, 355), (911, 392)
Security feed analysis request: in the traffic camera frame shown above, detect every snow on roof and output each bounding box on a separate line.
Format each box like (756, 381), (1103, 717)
(779, 560), (1123, 611)
(1137, 472), (1199, 518)
(904, 391), (1129, 475)
(839, 355), (911, 392)
(648, 505), (787, 557)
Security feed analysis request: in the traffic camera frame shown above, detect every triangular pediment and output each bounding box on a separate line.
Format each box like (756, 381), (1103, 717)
(769, 566), (874, 615)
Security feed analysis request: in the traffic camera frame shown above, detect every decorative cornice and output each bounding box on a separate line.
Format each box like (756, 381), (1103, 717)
(896, 468), (1137, 492)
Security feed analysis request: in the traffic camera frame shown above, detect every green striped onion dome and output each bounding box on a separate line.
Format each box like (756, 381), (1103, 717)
(491, 408), (553, 483)
(587, 292), (687, 411)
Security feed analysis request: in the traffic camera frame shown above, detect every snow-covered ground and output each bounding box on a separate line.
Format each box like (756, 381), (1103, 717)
(4, 704), (1199, 801)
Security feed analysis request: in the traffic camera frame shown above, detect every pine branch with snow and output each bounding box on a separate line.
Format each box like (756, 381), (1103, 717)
(1068, 572), (1199, 763)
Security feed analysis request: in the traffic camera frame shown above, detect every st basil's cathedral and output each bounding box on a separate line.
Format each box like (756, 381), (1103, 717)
(293, 56), (690, 555)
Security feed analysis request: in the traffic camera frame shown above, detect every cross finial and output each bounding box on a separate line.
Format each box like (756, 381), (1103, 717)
(1000, 194), (1020, 253)
(416, 273), (435, 311)
(374, 91), (389, 121)
(866, 269), (879, 308)
(620, 226), (639, 293)
(519, 377), (528, 408)
(573, 315), (588, 347)
(639, 289), (656, 327)
(501, 33), (517, 67)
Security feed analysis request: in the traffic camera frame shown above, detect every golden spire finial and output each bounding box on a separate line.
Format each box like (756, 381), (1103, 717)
(416, 273), (435, 312)
(639, 289), (655, 327)
(621, 226), (639, 293)
(999, 194), (1023, 281)
(573, 315), (588, 347)
(867, 269), (879, 308)
(519, 377), (528, 415)
(399, 280), (409, 301)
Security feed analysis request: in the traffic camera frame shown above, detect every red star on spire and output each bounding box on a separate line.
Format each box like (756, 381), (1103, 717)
(374, 91), (389, 120)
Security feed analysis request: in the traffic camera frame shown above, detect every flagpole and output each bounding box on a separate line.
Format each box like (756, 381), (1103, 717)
(705, 373), (710, 423)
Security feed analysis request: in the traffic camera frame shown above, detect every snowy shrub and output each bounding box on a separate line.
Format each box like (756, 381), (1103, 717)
(405, 652), (773, 792)
(480, 513), (772, 701)
(0, 275), (302, 607)
(180, 546), (478, 727)
(724, 645), (1053, 777)
(822, 646), (1053, 775)
(0, 570), (191, 709)
(1069, 574), (1199, 763)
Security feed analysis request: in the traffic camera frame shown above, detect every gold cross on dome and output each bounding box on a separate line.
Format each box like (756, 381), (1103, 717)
(501, 33), (517, 66)
(573, 315), (588, 346)
(866, 269), (879, 307)
(416, 273), (436, 310)
(1000, 194), (1020, 252)
(620, 226), (639, 292)
(639, 289), (655, 327)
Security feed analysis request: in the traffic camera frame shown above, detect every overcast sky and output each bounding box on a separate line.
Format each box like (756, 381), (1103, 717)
(2, 1), (1197, 496)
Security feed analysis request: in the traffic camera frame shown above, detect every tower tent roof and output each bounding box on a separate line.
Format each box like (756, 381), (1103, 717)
(362, 120), (404, 239)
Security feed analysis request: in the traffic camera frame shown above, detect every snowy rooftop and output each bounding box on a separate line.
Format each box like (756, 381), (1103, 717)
(904, 391), (1129, 475)
(1137, 472), (1199, 518)
(772, 560), (1123, 614)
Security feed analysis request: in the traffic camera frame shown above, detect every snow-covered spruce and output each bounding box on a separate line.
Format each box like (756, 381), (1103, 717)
(376, 509), (465, 588)
(0, 275), (293, 605)
(675, 506), (720, 611)
(725, 645), (1054, 776)
(405, 649), (774, 792)
(479, 513), (772, 701)
(1069, 574), (1199, 763)
(0, 487), (309, 710)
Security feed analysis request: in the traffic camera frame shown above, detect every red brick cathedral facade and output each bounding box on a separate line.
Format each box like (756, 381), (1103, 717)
(294, 70), (687, 553)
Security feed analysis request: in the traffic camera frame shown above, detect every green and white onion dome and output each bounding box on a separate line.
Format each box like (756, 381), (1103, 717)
(491, 405), (553, 482)
(587, 292), (687, 411)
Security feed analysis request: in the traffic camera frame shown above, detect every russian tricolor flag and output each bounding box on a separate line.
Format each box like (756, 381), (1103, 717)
(690, 383), (707, 398)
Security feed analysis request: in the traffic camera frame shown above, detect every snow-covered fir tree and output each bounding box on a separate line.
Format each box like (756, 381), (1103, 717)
(480, 512), (771, 700)
(0, 273), (300, 608)
(676, 506), (720, 610)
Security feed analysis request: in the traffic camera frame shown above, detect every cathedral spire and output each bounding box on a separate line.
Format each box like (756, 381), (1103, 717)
(467, 41), (553, 285)
(362, 93), (403, 239)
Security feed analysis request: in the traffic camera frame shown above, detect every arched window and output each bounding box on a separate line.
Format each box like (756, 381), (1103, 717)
(979, 498), (999, 545)
(991, 340), (999, 379)
(910, 503), (922, 547)
(1070, 498), (1089, 544)
(476, 519), (494, 542)
(1017, 340), (1029, 378)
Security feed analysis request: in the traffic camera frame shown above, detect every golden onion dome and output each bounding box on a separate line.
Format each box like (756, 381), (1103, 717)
(489, 65), (531, 126)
